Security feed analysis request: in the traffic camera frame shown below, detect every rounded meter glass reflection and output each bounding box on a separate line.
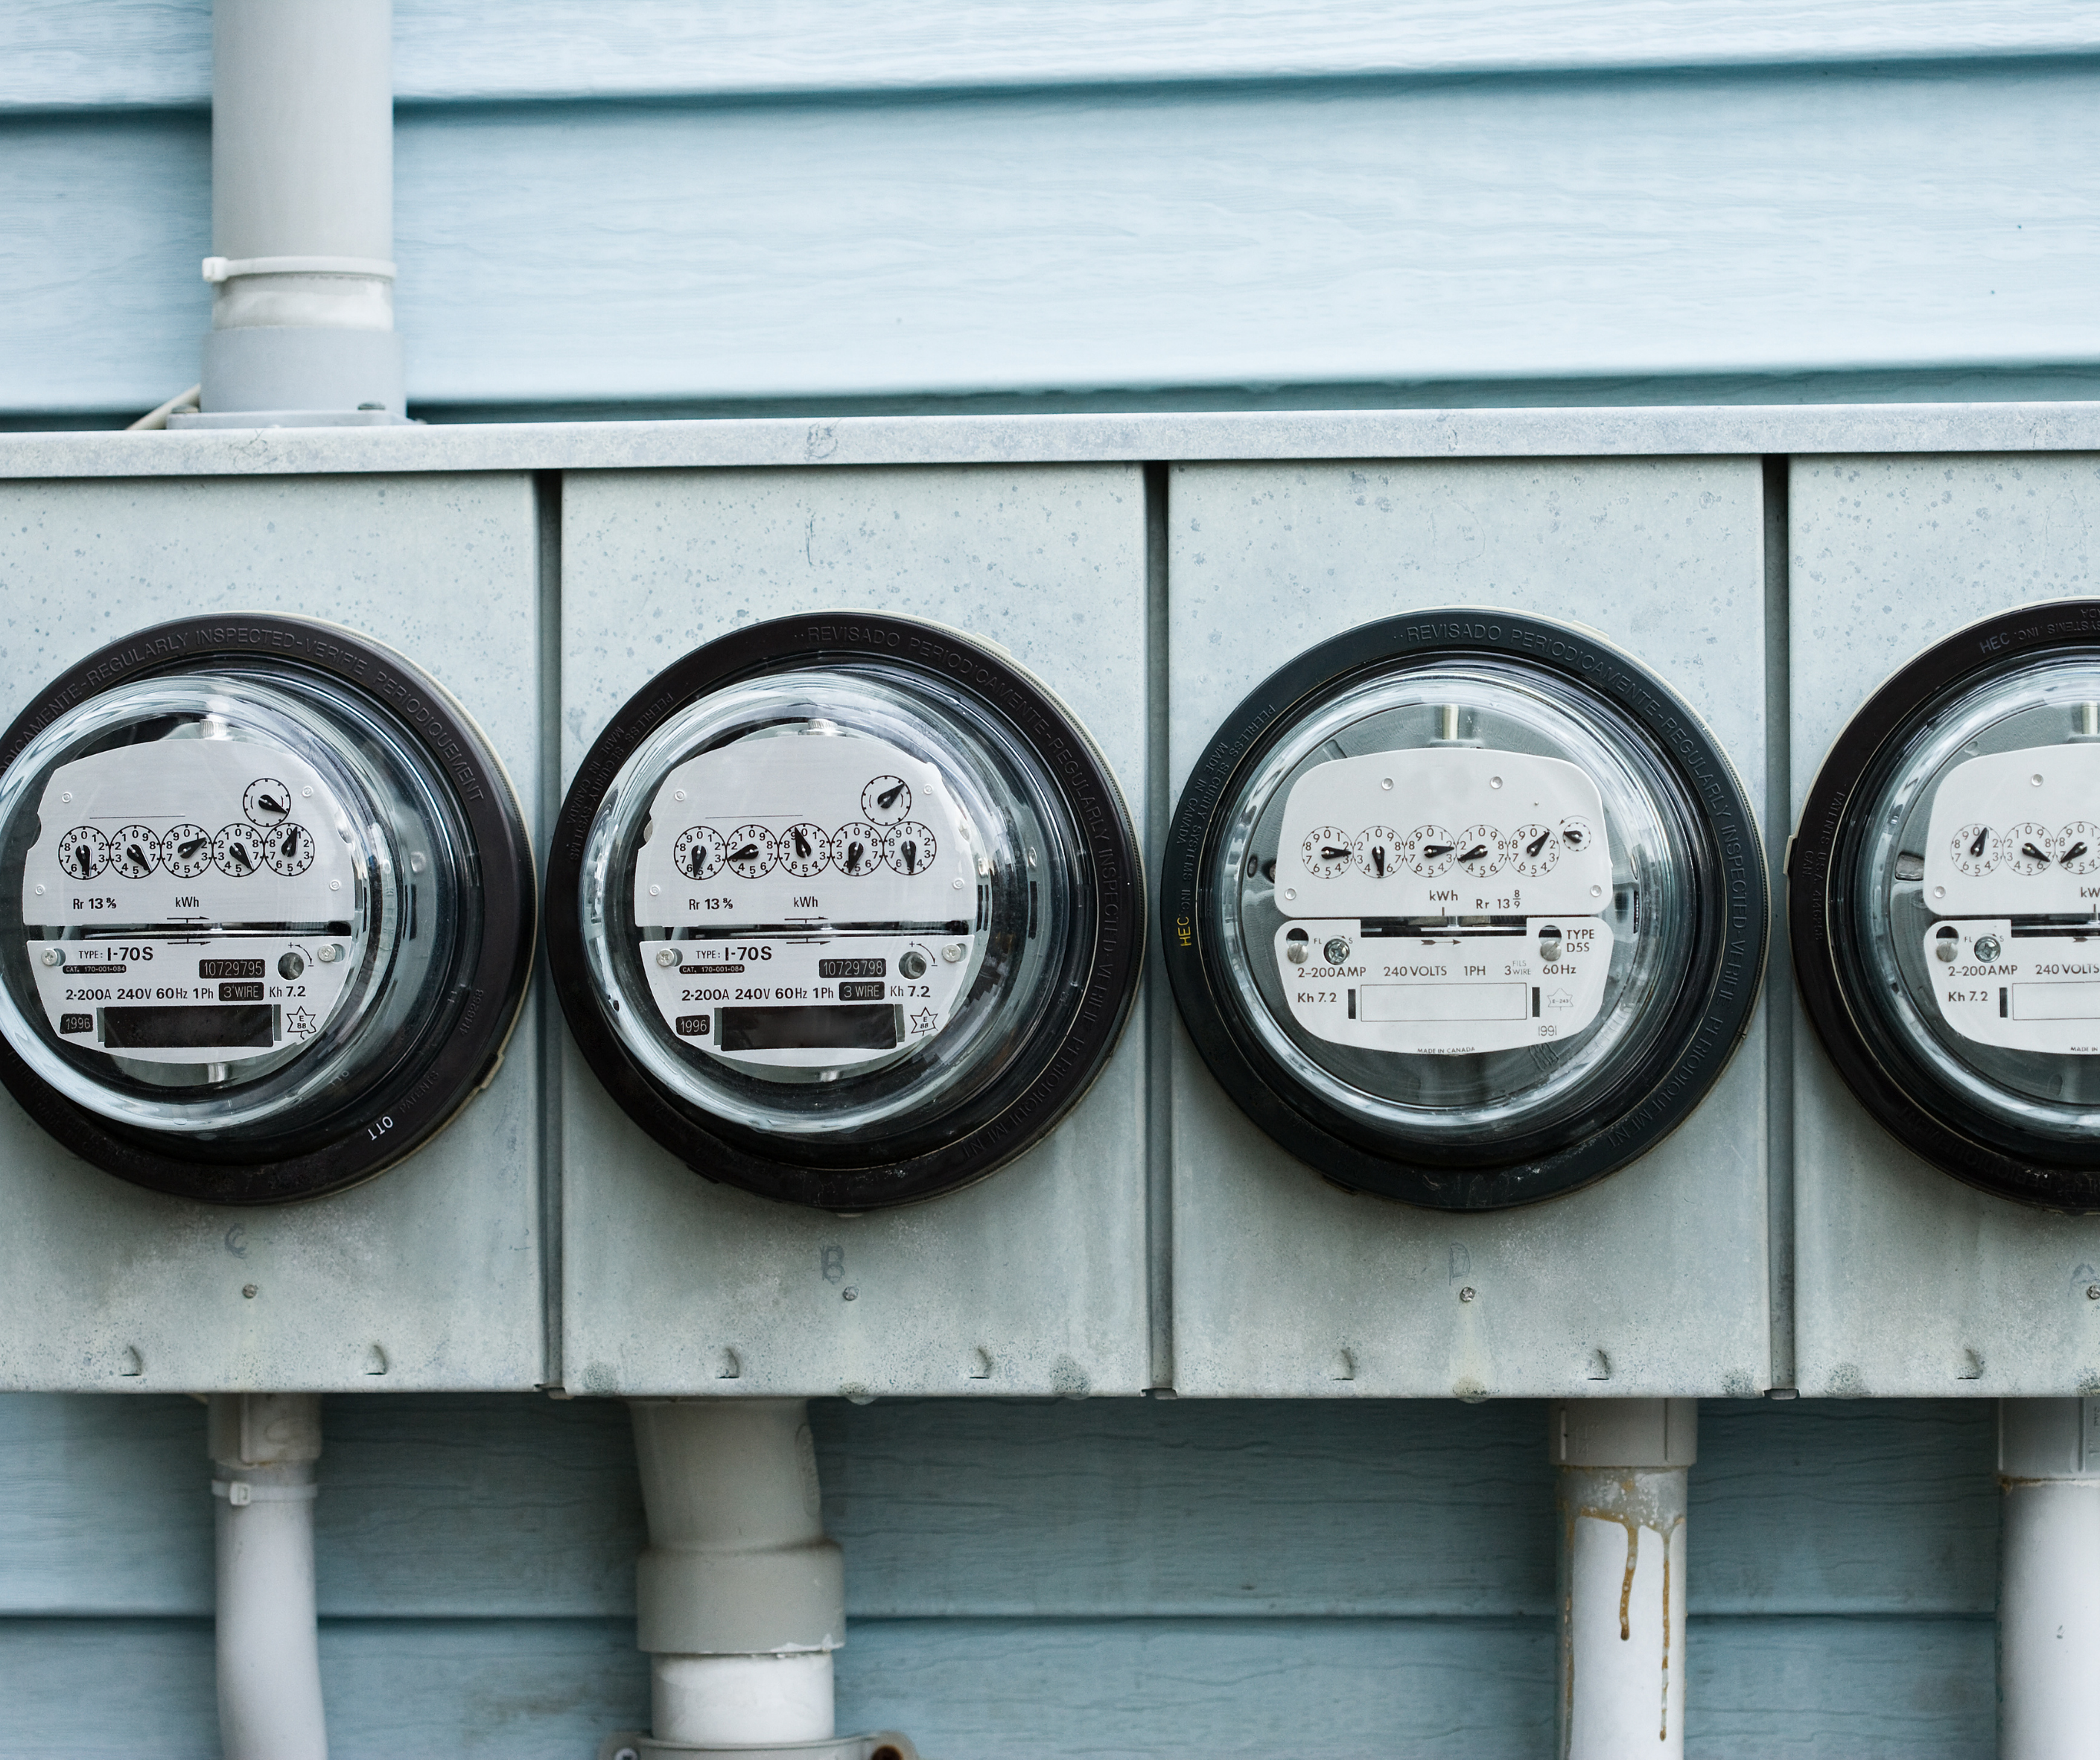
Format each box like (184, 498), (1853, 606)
(1164, 610), (1766, 1208)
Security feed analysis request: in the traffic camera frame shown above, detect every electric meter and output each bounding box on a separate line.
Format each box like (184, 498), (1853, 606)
(0, 616), (535, 1202)
(547, 613), (1142, 1209)
(1793, 599), (2100, 1208)
(1164, 610), (1765, 1208)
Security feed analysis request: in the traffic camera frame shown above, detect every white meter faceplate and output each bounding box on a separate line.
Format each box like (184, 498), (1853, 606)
(0, 616), (535, 1203)
(1165, 611), (1765, 1209)
(549, 615), (1142, 1210)
(1794, 602), (2100, 1208)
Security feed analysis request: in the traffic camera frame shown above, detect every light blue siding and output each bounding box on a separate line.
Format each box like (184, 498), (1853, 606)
(4, 9), (2099, 416)
(0, 1393), (1999, 1754)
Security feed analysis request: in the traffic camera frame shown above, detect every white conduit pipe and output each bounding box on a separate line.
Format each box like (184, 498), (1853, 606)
(202, 0), (402, 417)
(1551, 1399), (1696, 1760)
(631, 1400), (846, 1747)
(209, 1392), (328, 1760)
(1998, 1397), (2100, 1760)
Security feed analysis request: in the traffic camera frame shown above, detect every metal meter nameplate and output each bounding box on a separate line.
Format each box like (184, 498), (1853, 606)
(1923, 745), (2100, 1053)
(1273, 747), (1613, 1054)
(632, 732), (980, 1072)
(22, 741), (358, 1065)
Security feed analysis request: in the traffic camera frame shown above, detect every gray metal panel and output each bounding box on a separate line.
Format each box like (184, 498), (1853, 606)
(1792, 453), (2100, 1397)
(0, 474), (544, 1391)
(557, 465), (1149, 1398)
(1167, 459), (1770, 1397)
(10, 403), (2100, 481)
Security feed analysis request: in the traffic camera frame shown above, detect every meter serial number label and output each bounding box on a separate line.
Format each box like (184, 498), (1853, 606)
(1276, 917), (1613, 1055)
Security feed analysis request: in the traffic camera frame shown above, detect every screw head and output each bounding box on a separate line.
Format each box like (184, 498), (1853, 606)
(656, 947), (678, 968)
(241, 1284), (258, 1299)
(1323, 937), (1352, 966)
(842, 1287), (858, 1301)
(1459, 1286), (1477, 1303)
(1976, 934), (2002, 963)
(39, 948), (61, 967)
(316, 943), (341, 965)
(2087, 1285), (2099, 1300)
(941, 941), (968, 964)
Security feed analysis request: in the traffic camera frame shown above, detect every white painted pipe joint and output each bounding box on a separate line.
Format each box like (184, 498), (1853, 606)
(1550, 1399), (1696, 1760)
(1998, 1397), (2100, 1760)
(210, 1391), (328, 1760)
(630, 1399), (845, 1748)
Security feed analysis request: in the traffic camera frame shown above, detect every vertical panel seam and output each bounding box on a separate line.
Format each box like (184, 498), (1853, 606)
(533, 471), (566, 1392)
(1143, 462), (1175, 1393)
(1763, 455), (1796, 1394)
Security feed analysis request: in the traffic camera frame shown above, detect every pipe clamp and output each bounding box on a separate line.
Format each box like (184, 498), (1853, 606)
(203, 255), (398, 283)
(211, 1479), (320, 1505)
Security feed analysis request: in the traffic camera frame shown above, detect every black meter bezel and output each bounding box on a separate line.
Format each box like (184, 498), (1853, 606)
(1792, 598), (2100, 1211)
(1164, 609), (1767, 1209)
(0, 613), (537, 1204)
(547, 612), (1145, 1211)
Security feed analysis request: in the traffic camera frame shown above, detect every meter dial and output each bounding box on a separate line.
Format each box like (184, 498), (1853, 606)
(882, 820), (937, 877)
(1353, 826), (1401, 881)
(549, 612), (1142, 1211)
(779, 823), (830, 878)
(1299, 826), (1354, 879)
(108, 826), (159, 880)
(243, 778), (292, 826)
(862, 775), (911, 821)
(0, 614), (533, 1204)
(1506, 823), (1559, 879)
(1948, 823), (1995, 876)
(829, 822), (881, 878)
(1404, 824), (1457, 879)
(1792, 600), (2100, 1209)
(264, 820), (314, 878)
(162, 823), (212, 879)
(213, 823), (267, 878)
(672, 825), (725, 883)
(1999, 822), (2055, 876)
(1453, 823), (1503, 879)
(724, 825), (778, 879)
(2059, 820), (2100, 873)
(54, 827), (108, 882)
(1163, 608), (1765, 1208)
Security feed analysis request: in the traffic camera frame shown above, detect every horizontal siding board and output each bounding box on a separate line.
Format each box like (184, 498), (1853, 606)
(841, 1616), (1560, 1760)
(1693, 1400), (1999, 1614)
(840, 1614), (1992, 1760)
(0, 1395), (2008, 1620)
(1688, 1614), (1994, 1759)
(0, 1616), (646, 1759)
(7, 63), (2099, 415)
(0, 1395), (2003, 1621)
(0, 1611), (1990, 1759)
(8, 1), (2100, 112)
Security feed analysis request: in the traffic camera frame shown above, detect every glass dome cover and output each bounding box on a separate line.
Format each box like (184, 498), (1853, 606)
(1794, 603), (2100, 1208)
(1165, 610), (1766, 1209)
(547, 613), (1145, 1211)
(576, 665), (1082, 1151)
(0, 616), (536, 1203)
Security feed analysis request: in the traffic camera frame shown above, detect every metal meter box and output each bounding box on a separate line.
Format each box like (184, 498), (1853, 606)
(1791, 454), (2100, 1396)
(0, 474), (545, 1391)
(556, 467), (1150, 1398)
(1165, 459), (1773, 1398)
